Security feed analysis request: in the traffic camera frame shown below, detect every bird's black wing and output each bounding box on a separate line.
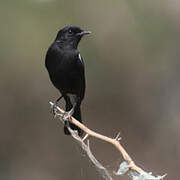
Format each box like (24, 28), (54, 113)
(76, 52), (86, 100)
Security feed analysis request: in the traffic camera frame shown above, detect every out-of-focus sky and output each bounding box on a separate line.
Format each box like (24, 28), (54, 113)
(0, 0), (180, 180)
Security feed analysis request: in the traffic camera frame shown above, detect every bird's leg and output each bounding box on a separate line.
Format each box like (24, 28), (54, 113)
(63, 102), (76, 120)
(63, 96), (81, 120)
(51, 95), (63, 116)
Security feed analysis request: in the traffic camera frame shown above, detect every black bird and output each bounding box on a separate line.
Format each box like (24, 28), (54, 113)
(45, 25), (91, 136)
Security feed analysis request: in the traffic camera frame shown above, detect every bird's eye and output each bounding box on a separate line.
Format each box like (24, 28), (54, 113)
(68, 29), (73, 34)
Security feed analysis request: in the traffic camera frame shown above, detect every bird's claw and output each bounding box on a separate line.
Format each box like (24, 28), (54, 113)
(63, 108), (74, 121)
(50, 103), (57, 117)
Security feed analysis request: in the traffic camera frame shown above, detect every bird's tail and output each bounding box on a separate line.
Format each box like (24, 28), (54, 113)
(64, 104), (83, 136)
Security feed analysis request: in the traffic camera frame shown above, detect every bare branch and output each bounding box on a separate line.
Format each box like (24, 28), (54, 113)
(49, 102), (166, 180)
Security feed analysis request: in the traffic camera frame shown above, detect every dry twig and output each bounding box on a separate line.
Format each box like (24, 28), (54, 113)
(49, 102), (166, 180)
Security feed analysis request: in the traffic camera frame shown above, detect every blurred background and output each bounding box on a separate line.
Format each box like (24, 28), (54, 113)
(0, 0), (180, 179)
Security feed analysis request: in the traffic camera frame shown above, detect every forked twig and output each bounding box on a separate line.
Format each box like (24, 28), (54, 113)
(49, 102), (166, 180)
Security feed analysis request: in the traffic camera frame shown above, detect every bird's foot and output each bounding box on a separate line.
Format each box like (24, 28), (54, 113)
(63, 108), (74, 121)
(50, 102), (57, 117)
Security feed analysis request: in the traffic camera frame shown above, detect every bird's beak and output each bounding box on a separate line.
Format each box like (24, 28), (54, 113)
(77, 30), (91, 36)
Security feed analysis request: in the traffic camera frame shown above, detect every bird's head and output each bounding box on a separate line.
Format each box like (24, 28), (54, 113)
(55, 25), (91, 49)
